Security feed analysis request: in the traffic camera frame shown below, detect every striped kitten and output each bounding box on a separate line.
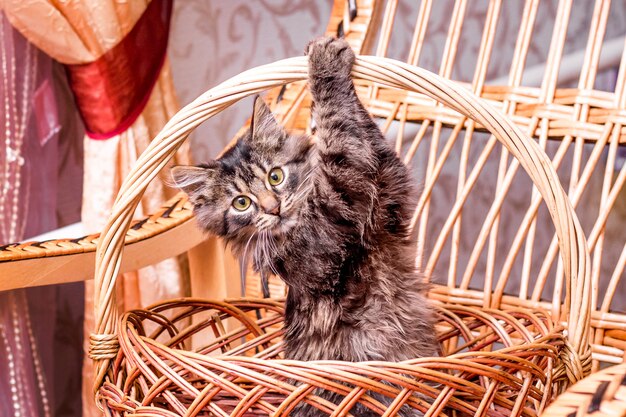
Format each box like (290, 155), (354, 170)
(172, 37), (439, 416)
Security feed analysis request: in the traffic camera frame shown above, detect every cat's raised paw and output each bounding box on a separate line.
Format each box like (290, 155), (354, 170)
(305, 36), (355, 79)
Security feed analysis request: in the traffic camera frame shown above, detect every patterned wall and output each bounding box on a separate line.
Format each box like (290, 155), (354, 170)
(170, 0), (333, 161)
(168, 1), (625, 307)
(169, 1), (625, 161)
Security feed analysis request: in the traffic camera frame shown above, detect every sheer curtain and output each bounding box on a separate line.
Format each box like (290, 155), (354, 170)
(0, 12), (60, 417)
(2, 1), (193, 416)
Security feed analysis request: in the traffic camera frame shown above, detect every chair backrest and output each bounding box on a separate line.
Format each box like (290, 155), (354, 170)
(251, 0), (625, 371)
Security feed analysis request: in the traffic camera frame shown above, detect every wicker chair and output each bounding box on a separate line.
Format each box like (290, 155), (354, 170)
(1, 1), (624, 416)
(542, 363), (626, 417)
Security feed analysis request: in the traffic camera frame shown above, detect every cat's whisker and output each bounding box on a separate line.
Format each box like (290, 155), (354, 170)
(240, 231), (257, 296)
(284, 171), (316, 209)
(265, 242), (281, 277)
(267, 231), (279, 255)
(255, 229), (281, 280)
(253, 230), (264, 272)
(293, 165), (319, 194)
(242, 231), (256, 269)
(279, 165), (318, 214)
(295, 164), (317, 185)
(286, 183), (314, 211)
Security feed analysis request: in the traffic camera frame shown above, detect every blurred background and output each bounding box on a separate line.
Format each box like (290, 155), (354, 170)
(0, 1), (624, 417)
(171, 1), (624, 160)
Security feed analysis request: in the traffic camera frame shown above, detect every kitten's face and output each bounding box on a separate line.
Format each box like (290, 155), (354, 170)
(171, 98), (314, 248)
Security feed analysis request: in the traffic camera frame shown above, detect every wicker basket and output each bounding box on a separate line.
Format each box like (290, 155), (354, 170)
(541, 363), (626, 417)
(91, 56), (591, 416)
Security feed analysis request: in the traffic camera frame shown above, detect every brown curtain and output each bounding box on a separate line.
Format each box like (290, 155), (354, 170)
(2, 2), (195, 416)
(0, 14), (56, 417)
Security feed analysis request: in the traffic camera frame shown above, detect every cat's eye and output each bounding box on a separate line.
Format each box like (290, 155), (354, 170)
(232, 195), (252, 211)
(268, 167), (285, 186)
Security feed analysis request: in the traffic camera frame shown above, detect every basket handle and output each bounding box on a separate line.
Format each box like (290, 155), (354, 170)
(92, 55), (591, 390)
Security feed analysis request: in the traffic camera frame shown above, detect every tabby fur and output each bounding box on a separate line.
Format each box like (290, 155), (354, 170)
(172, 37), (439, 416)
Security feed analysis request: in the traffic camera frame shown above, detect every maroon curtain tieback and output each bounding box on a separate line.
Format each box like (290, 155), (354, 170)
(65, 0), (173, 140)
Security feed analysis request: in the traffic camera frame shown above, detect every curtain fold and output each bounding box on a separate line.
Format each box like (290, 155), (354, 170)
(2, 0), (148, 64)
(2, 2), (198, 416)
(80, 61), (192, 417)
(0, 12), (62, 417)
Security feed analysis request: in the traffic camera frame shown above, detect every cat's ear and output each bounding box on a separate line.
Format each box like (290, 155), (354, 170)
(170, 163), (216, 196)
(250, 95), (283, 141)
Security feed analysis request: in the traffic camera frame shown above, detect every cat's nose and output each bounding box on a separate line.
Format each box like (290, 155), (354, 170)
(266, 203), (280, 216)
(259, 195), (280, 216)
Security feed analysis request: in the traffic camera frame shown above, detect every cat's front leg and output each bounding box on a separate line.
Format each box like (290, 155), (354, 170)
(305, 36), (355, 87)
(305, 38), (384, 192)
(305, 36), (364, 125)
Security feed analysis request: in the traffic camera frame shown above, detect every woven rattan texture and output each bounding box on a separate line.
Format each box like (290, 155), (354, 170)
(89, 1), (601, 416)
(98, 299), (566, 417)
(90, 3), (594, 415)
(0, 2), (618, 415)
(0, 194), (193, 262)
(249, 0), (626, 371)
(1, 0), (622, 373)
(542, 363), (626, 417)
(90, 54), (592, 417)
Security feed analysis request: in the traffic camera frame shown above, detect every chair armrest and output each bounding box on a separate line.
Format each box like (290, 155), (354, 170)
(0, 193), (205, 291)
